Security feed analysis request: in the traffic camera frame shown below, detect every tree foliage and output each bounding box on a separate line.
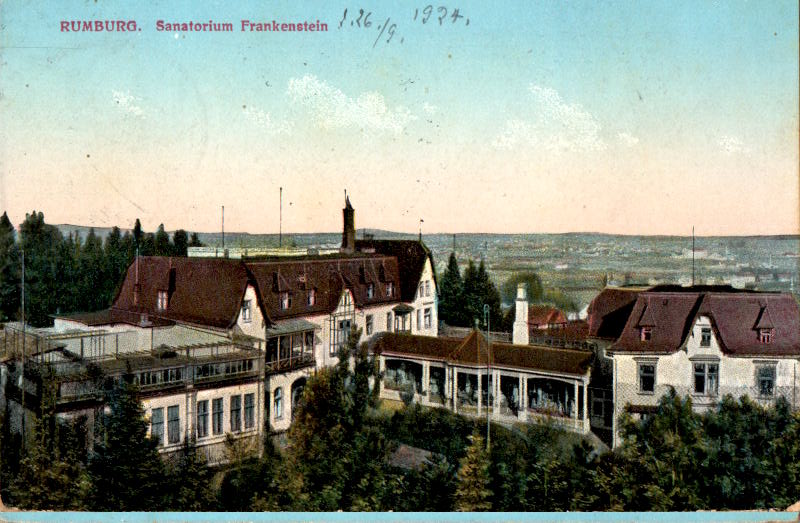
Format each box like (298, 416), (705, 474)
(87, 379), (170, 511)
(454, 432), (492, 511)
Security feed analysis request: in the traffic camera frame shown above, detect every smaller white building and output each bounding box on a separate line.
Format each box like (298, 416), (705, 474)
(607, 289), (800, 447)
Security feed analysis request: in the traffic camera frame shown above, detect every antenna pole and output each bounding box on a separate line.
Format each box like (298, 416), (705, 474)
(279, 187), (282, 248)
(20, 248), (25, 440)
(692, 225), (694, 287)
(222, 205), (225, 251)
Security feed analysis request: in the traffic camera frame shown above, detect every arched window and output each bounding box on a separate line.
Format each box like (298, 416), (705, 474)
(274, 387), (283, 419)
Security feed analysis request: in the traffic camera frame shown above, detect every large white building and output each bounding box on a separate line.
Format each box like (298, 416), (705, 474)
(1, 198), (439, 460)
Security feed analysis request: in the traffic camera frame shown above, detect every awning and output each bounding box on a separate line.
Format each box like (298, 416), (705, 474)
(266, 318), (320, 337)
(393, 303), (414, 314)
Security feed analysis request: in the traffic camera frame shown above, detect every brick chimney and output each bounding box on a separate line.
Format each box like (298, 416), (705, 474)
(512, 283), (529, 345)
(341, 194), (355, 253)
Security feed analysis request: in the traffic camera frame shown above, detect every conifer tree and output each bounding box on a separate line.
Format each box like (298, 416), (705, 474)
(454, 432), (492, 511)
(439, 253), (465, 326)
(87, 379), (169, 511)
(9, 370), (89, 509)
(0, 212), (20, 322)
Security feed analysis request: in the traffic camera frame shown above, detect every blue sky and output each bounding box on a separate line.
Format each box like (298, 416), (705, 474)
(0, 1), (797, 235)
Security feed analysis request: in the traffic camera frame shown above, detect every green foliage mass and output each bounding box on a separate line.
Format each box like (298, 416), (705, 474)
(0, 211), (201, 327)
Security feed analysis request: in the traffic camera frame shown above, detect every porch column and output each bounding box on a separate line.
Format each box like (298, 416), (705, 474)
(492, 369), (500, 419)
(573, 381), (579, 420)
(452, 369), (458, 414)
(379, 356), (386, 397)
(518, 373), (527, 421)
(423, 361), (430, 404)
(583, 382), (589, 432)
(477, 369), (482, 415)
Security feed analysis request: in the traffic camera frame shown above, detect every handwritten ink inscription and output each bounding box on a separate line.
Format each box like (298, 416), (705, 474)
(338, 6), (469, 47)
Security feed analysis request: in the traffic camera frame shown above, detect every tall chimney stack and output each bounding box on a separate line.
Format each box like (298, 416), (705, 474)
(512, 283), (529, 345)
(341, 192), (355, 253)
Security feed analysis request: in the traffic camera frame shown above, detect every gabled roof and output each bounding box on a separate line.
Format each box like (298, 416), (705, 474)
(372, 330), (594, 377)
(245, 255), (400, 321)
(355, 240), (436, 302)
(587, 287), (647, 339)
(612, 290), (800, 356)
(113, 256), (251, 329)
(528, 305), (567, 326)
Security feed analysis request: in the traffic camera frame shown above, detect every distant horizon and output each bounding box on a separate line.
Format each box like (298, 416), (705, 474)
(43, 220), (800, 240)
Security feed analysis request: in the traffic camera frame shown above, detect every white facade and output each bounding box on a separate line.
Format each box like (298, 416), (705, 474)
(610, 314), (800, 447)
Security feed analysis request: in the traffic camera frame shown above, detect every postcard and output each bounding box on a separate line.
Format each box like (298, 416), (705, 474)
(0, 0), (798, 518)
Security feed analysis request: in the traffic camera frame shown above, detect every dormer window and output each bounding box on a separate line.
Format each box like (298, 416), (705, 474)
(367, 283), (374, 299)
(759, 328), (773, 344)
(640, 327), (652, 342)
(241, 300), (252, 323)
(280, 292), (292, 310)
(386, 282), (394, 297)
(307, 289), (316, 307)
(700, 327), (712, 347)
(157, 290), (169, 311)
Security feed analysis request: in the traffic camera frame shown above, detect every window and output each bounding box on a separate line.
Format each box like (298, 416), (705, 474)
(335, 319), (351, 352)
(386, 282), (394, 297)
(241, 300), (252, 322)
(274, 388), (283, 419)
(167, 405), (180, 444)
(307, 289), (316, 307)
(700, 327), (712, 347)
(638, 363), (656, 393)
(244, 393), (255, 429)
(367, 283), (374, 299)
(280, 292), (292, 310)
(366, 314), (374, 335)
(212, 398), (223, 435)
(150, 407), (164, 445)
(425, 280), (431, 297)
(757, 365), (776, 397)
(418, 283), (424, 298)
(694, 362), (719, 396)
(386, 312), (392, 330)
(424, 308), (432, 329)
(157, 290), (168, 311)
(416, 309), (422, 331)
(759, 329), (773, 344)
(230, 395), (241, 432)
(640, 327), (652, 342)
(196, 400), (209, 439)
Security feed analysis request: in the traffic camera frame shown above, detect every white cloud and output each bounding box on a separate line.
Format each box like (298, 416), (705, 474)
(617, 132), (639, 147)
(112, 90), (144, 117)
(422, 102), (438, 115)
(242, 106), (291, 135)
(718, 135), (750, 155)
(287, 75), (416, 134)
(493, 84), (606, 152)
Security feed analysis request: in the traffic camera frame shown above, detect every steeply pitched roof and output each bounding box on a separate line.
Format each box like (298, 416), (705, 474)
(372, 330), (594, 377)
(113, 257), (250, 329)
(587, 287), (647, 339)
(355, 240), (436, 302)
(245, 255), (400, 321)
(528, 305), (567, 326)
(612, 291), (800, 356)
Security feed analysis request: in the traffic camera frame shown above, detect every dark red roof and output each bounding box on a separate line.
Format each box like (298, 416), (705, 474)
(612, 291), (800, 356)
(113, 257), (250, 329)
(245, 255), (400, 321)
(355, 240), (435, 302)
(372, 330), (593, 377)
(106, 250), (424, 329)
(587, 287), (647, 339)
(528, 305), (567, 326)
